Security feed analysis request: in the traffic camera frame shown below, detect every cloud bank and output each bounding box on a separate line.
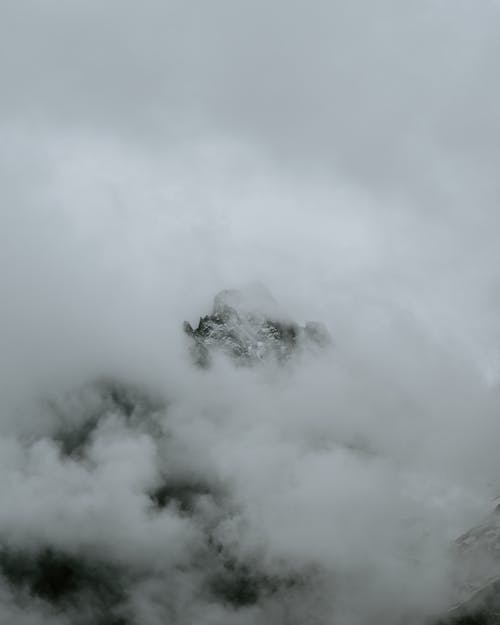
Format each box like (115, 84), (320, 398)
(2, 1), (500, 623)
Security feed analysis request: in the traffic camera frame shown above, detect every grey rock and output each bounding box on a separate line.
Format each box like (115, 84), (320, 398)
(437, 506), (500, 624)
(184, 286), (331, 367)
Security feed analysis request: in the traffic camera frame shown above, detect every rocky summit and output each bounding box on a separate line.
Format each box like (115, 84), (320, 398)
(183, 285), (331, 367)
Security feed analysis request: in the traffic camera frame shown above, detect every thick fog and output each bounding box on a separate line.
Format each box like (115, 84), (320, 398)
(2, 1), (500, 624)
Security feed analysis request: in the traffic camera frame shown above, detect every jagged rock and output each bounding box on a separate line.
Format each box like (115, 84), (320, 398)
(3, 290), (328, 622)
(184, 285), (331, 367)
(441, 579), (500, 625)
(437, 506), (500, 624)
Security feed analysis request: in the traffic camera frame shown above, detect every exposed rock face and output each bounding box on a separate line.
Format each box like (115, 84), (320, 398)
(0, 292), (322, 623)
(184, 286), (331, 367)
(14, 286), (500, 625)
(442, 580), (500, 625)
(437, 506), (500, 625)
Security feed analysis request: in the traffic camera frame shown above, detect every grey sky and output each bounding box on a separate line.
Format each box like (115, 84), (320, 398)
(3, 1), (500, 191)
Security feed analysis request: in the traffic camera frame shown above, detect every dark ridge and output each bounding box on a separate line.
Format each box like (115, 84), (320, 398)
(48, 377), (166, 458)
(205, 535), (303, 609)
(443, 502), (500, 625)
(208, 557), (300, 608)
(55, 415), (101, 458)
(441, 617), (493, 625)
(0, 546), (127, 621)
(149, 480), (214, 514)
(93, 377), (165, 419)
(436, 580), (500, 625)
(209, 564), (263, 606)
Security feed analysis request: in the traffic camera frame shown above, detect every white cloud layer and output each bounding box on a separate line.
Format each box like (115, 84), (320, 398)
(2, 1), (500, 623)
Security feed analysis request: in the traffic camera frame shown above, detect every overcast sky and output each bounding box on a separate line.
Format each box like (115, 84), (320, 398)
(2, 0), (500, 368)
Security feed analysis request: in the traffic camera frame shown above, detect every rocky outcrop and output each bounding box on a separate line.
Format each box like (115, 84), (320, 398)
(438, 506), (500, 624)
(184, 285), (331, 367)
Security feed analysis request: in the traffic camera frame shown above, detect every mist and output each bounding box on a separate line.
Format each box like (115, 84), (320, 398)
(2, 1), (500, 623)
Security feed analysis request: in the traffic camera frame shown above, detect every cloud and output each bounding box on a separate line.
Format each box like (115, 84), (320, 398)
(2, 1), (500, 623)
(3, 0), (500, 198)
